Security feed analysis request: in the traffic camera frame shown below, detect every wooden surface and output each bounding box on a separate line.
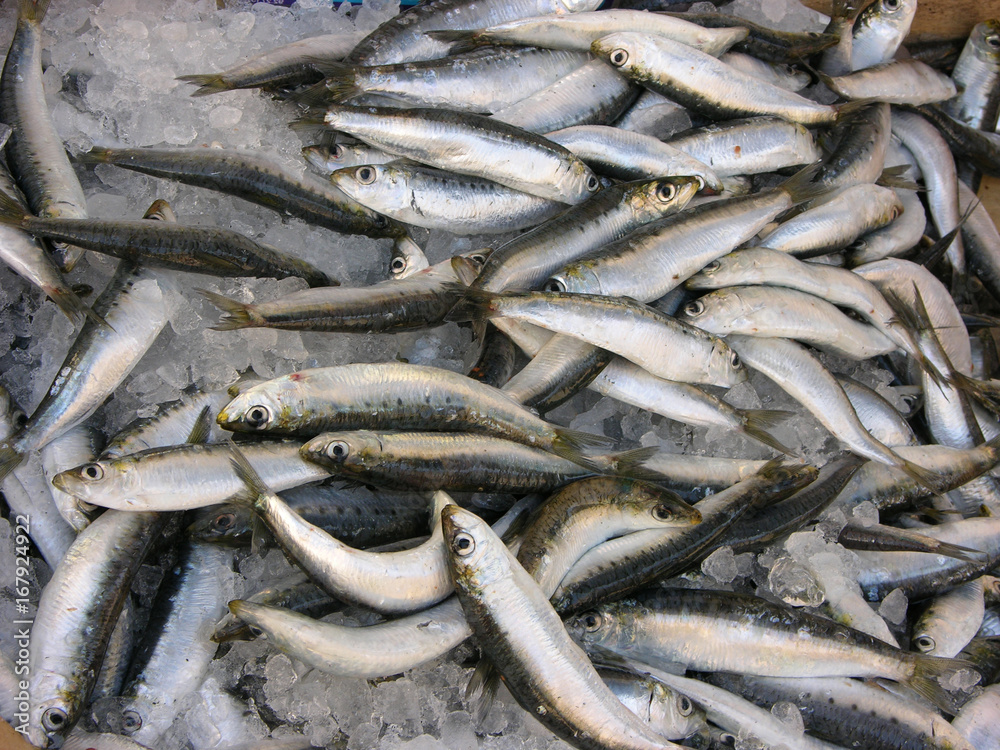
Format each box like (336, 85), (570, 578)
(801, 0), (1000, 40)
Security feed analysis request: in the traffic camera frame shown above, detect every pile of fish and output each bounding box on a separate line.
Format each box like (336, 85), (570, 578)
(5, 0), (1000, 747)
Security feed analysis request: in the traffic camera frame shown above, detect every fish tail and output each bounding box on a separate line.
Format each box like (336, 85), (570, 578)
(445, 287), (502, 325)
(876, 164), (921, 192)
(834, 98), (880, 124)
(75, 146), (114, 166)
(45, 285), (107, 328)
(740, 409), (797, 456)
(294, 60), (359, 106)
(898, 457), (953, 495)
(198, 288), (259, 330)
(908, 655), (979, 713)
(19, 0), (50, 22)
(0, 188), (30, 228)
(226, 443), (273, 517)
(450, 254), (484, 286)
(176, 73), (231, 97)
(552, 428), (615, 454)
(289, 114), (329, 132)
(929, 539), (988, 563)
(576, 445), (664, 481)
(778, 162), (828, 205)
(0, 444), (25, 483)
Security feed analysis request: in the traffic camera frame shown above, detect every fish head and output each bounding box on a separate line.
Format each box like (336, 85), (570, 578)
(855, 0), (917, 40)
(647, 681), (708, 742)
(186, 504), (250, 545)
(441, 504), (509, 591)
(564, 606), (623, 650)
(685, 249), (773, 290)
(29, 690), (80, 748)
(217, 378), (303, 433)
(708, 338), (749, 387)
(545, 262), (602, 295)
(679, 291), (743, 335)
(51, 458), (134, 506)
(331, 164), (401, 202)
(970, 20), (1000, 65)
(621, 482), (702, 529)
(630, 176), (703, 219)
(302, 430), (383, 473)
(592, 32), (646, 77)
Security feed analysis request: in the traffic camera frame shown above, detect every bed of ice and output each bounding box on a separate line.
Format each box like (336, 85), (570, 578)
(0, 0), (934, 748)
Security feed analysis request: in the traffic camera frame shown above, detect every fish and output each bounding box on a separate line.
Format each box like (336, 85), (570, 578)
(318, 104), (601, 204)
(178, 32), (362, 95)
(942, 20), (1000, 131)
(442, 504), (689, 750)
(0, 0), (89, 272)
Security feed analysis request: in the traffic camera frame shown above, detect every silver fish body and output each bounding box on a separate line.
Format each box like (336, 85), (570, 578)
(943, 20), (1000, 130)
(850, 0), (917, 71)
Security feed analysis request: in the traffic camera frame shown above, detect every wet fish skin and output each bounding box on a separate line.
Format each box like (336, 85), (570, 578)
(546, 125), (721, 190)
(78, 145), (405, 240)
(178, 32), (361, 95)
(301, 142), (396, 176)
(593, 32), (841, 124)
(300, 429), (621, 493)
(491, 59), (640, 134)
(202, 250), (483, 333)
(473, 174), (700, 294)
(467, 289), (746, 387)
(0, 0), (89, 272)
(216, 362), (611, 460)
(330, 162), (565, 234)
(664, 12), (839, 63)
(850, 0), (918, 71)
(344, 0), (603, 66)
(665, 116), (821, 178)
(321, 104), (600, 204)
(442, 504), (687, 750)
(942, 20), (1000, 130)
(824, 60), (957, 105)
(26, 509), (170, 748)
(516, 476), (701, 597)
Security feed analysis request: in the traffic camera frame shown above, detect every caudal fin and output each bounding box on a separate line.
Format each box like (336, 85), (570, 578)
(198, 288), (259, 330)
(176, 73), (231, 97)
(740, 409), (796, 455)
(18, 0), (51, 23)
(45, 284), (106, 328)
(908, 654), (980, 714)
(0, 189), (30, 228)
(0, 444), (25, 483)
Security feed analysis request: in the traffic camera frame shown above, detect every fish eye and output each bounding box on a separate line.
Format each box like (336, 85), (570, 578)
(356, 166), (377, 184)
(470, 253), (487, 265)
(248, 625), (264, 638)
(12, 409), (27, 428)
(609, 48), (629, 67)
(656, 183), (677, 202)
(987, 34), (1000, 49)
(652, 504), (676, 521)
(326, 440), (350, 460)
(42, 707), (68, 732)
(694, 175), (705, 191)
(452, 531), (476, 556)
(245, 405), (271, 429)
(914, 635), (936, 652)
(704, 260), (721, 273)
(891, 206), (901, 220)
(678, 695), (694, 716)
(390, 256), (408, 275)
(882, 0), (900, 10)
(214, 512), (236, 531)
(122, 709), (143, 732)
(720, 732), (737, 746)
(730, 351), (742, 369)
(331, 144), (344, 159)
(684, 300), (705, 317)
(374, 214), (388, 228)
(81, 463), (104, 481)
(586, 174), (600, 192)
(582, 612), (603, 632)
(544, 277), (566, 293)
